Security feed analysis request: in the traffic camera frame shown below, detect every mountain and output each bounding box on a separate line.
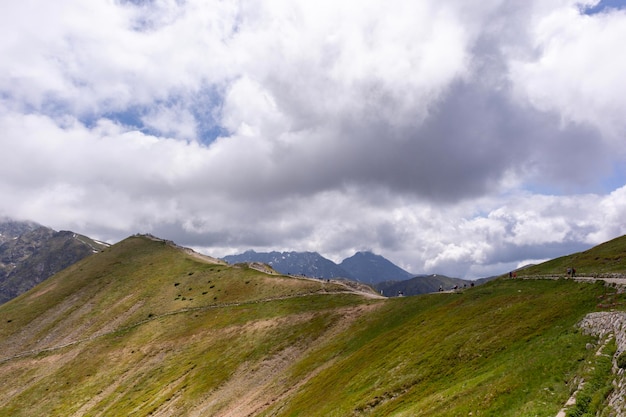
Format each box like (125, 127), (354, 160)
(0, 218), (40, 244)
(375, 274), (474, 296)
(223, 250), (353, 279)
(223, 250), (416, 284)
(0, 234), (624, 415)
(339, 251), (414, 284)
(0, 219), (108, 304)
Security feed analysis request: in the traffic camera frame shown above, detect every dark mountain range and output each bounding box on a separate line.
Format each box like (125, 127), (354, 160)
(223, 250), (353, 279)
(224, 249), (486, 294)
(339, 251), (414, 284)
(223, 249), (417, 284)
(0, 219), (109, 304)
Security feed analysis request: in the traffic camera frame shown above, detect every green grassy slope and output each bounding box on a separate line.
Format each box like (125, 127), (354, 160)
(0, 235), (624, 416)
(0, 235), (349, 357)
(264, 279), (623, 416)
(0, 235), (372, 416)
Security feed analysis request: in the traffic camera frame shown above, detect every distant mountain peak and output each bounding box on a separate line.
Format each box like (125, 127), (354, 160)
(223, 249), (415, 284)
(340, 251), (413, 284)
(222, 250), (352, 279)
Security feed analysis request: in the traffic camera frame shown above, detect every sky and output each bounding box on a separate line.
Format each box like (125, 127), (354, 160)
(1, 0), (626, 279)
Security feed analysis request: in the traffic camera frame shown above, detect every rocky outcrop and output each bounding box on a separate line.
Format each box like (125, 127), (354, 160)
(579, 312), (626, 416)
(0, 225), (103, 304)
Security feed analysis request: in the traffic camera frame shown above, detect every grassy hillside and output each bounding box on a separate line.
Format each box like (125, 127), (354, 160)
(263, 279), (624, 416)
(0, 235), (624, 416)
(515, 234), (626, 277)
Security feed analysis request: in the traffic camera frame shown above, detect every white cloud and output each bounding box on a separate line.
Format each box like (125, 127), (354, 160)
(510, 2), (626, 142)
(141, 103), (198, 141)
(1, 0), (626, 279)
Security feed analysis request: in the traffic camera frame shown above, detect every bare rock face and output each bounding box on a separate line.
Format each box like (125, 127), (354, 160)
(0, 219), (40, 245)
(579, 311), (626, 416)
(0, 220), (104, 304)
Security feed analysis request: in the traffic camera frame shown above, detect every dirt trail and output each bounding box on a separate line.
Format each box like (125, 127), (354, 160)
(290, 274), (385, 300)
(516, 275), (626, 288)
(573, 276), (626, 287)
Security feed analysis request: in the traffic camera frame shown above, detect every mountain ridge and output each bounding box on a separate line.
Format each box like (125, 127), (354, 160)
(223, 249), (418, 284)
(223, 249), (352, 279)
(0, 219), (109, 304)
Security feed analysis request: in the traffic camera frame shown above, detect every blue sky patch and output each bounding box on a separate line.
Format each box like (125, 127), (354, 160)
(582, 0), (626, 15)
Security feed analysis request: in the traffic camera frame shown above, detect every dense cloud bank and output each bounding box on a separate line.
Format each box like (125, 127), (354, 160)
(1, 0), (625, 278)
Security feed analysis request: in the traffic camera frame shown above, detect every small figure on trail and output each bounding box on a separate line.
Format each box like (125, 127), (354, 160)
(439, 285), (443, 292)
(509, 271), (513, 278)
(572, 268), (576, 277)
(567, 267), (571, 277)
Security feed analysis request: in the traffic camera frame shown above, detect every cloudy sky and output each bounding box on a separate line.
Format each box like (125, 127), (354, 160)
(2, 0), (626, 278)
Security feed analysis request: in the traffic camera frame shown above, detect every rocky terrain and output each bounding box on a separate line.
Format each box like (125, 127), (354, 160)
(0, 219), (108, 304)
(578, 311), (626, 416)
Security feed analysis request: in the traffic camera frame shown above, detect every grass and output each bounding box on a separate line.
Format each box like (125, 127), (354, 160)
(0, 234), (370, 416)
(566, 339), (616, 417)
(0, 294), (369, 416)
(0, 236), (346, 349)
(0, 236), (625, 416)
(261, 279), (623, 417)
